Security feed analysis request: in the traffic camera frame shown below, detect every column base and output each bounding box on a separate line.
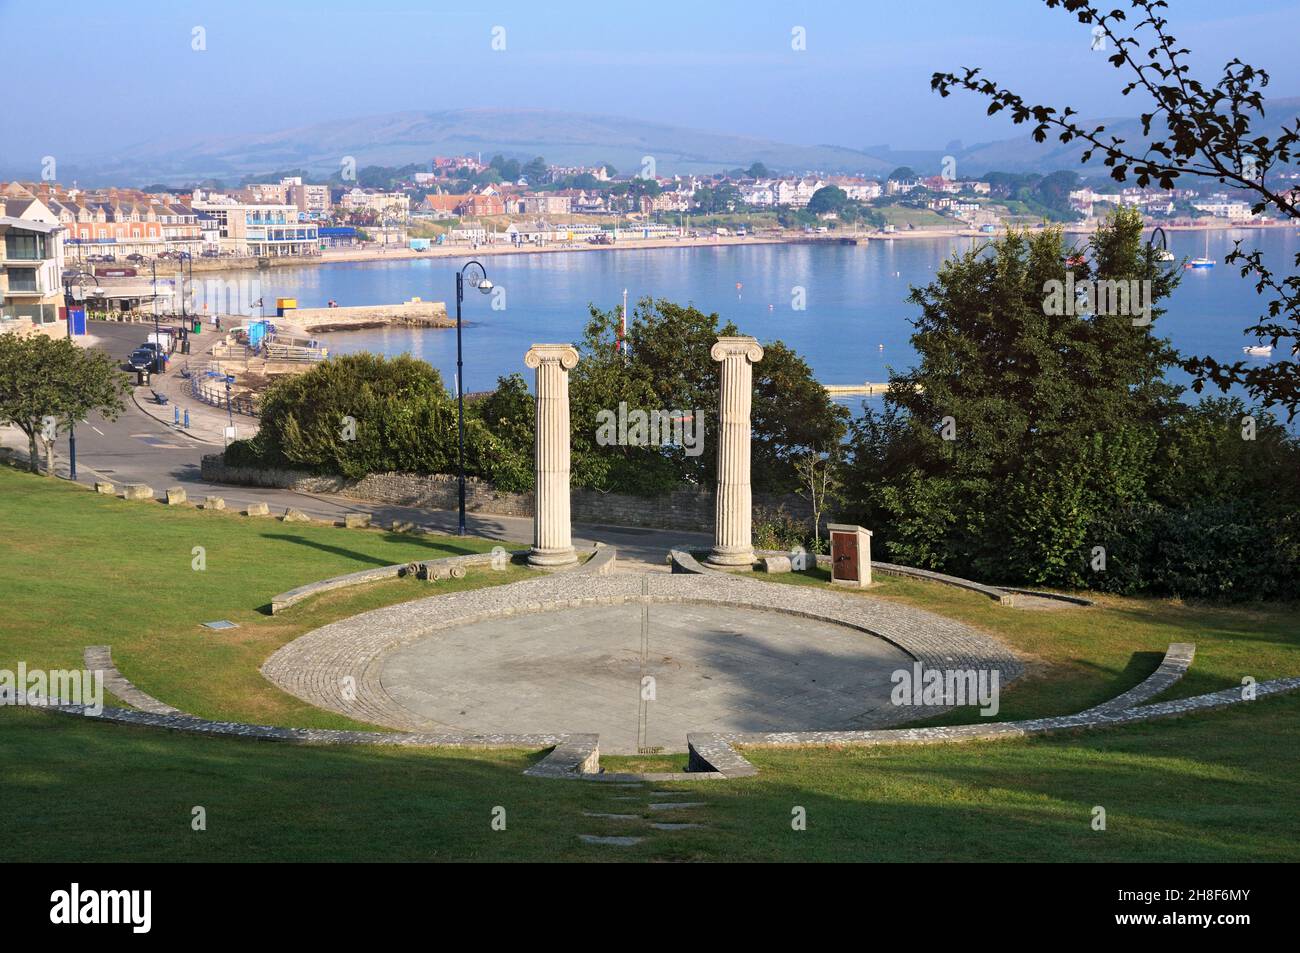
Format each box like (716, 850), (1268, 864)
(528, 546), (578, 569)
(704, 548), (756, 571)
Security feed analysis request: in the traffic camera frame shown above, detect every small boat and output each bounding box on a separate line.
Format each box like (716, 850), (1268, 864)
(1243, 345), (1273, 357)
(1065, 254), (1086, 267)
(1155, 249), (1175, 262)
(1186, 231), (1214, 269)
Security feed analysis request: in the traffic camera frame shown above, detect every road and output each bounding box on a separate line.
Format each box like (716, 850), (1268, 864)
(6, 321), (710, 566)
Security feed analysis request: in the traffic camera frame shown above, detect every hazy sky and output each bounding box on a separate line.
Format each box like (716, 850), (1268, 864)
(3, 0), (1298, 162)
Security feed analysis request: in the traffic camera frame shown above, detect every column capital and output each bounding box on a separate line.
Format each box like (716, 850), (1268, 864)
(525, 344), (580, 370)
(710, 335), (764, 365)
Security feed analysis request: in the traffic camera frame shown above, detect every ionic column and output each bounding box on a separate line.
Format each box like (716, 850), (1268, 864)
(525, 344), (580, 567)
(706, 335), (764, 569)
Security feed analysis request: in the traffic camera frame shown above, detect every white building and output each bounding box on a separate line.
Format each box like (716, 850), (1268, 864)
(1, 196), (66, 330)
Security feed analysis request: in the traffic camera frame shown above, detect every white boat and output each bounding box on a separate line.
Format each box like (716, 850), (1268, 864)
(1243, 345), (1273, 357)
(1186, 231), (1214, 269)
(1155, 249), (1175, 262)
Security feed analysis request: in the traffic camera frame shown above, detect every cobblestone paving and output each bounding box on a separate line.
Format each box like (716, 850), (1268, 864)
(82, 646), (180, 715)
(262, 568), (1025, 750)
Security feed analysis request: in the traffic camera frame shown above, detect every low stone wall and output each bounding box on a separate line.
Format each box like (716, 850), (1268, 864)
(200, 454), (811, 532)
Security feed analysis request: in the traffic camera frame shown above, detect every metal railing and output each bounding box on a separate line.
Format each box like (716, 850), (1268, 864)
(190, 376), (258, 417)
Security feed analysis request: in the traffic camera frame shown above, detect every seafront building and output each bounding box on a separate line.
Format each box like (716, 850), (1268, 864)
(191, 193), (320, 257)
(0, 195), (66, 333)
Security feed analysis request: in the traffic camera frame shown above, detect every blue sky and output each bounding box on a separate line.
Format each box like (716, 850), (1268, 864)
(4, 0), (1299, 160)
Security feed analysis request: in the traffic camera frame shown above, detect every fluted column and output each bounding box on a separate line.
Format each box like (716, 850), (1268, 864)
(525, 344), (580, 567)
(706, 335), (764, 569)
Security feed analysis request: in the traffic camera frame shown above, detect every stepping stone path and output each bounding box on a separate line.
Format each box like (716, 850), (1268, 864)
(578, 835), (643, 846)
(574, 782), (712, 850)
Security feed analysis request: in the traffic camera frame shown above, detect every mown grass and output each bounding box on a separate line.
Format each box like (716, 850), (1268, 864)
(2, 466), (1297, 861)
(0, 464), (529, 728)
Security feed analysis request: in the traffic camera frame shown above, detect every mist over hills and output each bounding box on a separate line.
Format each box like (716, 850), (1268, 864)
(13, 100), (1300, 186)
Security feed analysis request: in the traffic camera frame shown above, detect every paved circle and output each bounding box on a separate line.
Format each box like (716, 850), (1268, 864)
(379, 602), (913, 754)
(262, 569), (1024, 752)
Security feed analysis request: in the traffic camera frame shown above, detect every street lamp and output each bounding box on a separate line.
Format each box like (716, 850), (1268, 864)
(60, 267), (99, 481)
(453, 260), (493, 535)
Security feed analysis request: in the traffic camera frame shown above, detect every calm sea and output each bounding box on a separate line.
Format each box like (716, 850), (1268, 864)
(244, 228), (1298, 412)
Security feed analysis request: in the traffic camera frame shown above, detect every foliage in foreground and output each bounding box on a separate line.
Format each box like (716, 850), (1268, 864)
(839, 209), (1300, 600)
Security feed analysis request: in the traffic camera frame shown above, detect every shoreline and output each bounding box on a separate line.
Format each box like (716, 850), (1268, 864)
(174, 220), (1296, 275)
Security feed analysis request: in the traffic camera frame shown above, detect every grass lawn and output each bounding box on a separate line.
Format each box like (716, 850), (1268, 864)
(0, 464), (530, 728)
(2, 466), (1298, 861)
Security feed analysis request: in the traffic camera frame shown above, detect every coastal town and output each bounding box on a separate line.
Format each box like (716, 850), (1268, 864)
(3, 0), (1300, 901)
(4, 155), (1298, 336)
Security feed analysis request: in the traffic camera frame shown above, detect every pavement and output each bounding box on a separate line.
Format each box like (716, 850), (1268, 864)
(5, 320), (710, 566)
(380, 601), (912, 754)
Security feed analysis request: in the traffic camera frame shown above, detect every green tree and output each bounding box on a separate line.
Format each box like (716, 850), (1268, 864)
(843, 208), (1182, 584)
(807, 186), (849, 216)
(0, 334), (129, 475)
(932, 0), (1300, 419)
(887, 166), (917, 182)
(246, 353), (514, 485)
(522, 156), (548, 183)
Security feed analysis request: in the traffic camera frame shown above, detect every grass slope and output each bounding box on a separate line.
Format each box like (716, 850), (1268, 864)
(2, 467), (1297, 861)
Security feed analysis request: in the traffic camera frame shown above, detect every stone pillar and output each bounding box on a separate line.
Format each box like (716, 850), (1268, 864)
(525, 344), (580, 567)
(706, 336), (764, 569)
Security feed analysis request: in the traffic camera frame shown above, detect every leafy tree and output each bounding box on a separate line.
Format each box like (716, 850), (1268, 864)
(489, 155), (521, 181)
(0, 334), (129, 475)
(245, 353), (515, 484)
(747, 162), (771, 179)
(887, 166), (917, 182)
(843, 208), (1181, 584)
(807, 186), (849, 215)
(569, 298), (847, 493)
(522, 156), (548, 183)
(932, 0), (1300, 419)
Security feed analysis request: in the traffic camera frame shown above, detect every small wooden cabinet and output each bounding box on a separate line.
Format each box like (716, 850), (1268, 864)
(828, 523), (872, 587)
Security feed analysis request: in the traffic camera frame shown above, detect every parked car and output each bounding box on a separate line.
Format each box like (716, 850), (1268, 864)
(126, 348), (156, 371)
(126, 253), (146, 263)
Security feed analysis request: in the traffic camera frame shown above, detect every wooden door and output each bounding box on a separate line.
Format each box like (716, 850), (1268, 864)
(832, 531), (858, 581)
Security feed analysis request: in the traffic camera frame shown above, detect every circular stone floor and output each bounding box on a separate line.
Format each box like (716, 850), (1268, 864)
(379, 602), (912, 754)
(262, 569), (1023, 755)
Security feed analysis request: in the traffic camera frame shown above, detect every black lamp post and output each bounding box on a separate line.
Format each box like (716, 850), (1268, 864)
(60, 268), (99, 481)
(178, 250), (192, 323)
(453, 260), (493, 536)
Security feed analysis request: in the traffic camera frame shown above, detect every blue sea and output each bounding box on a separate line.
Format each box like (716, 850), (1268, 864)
(244, 228), (1298, 414)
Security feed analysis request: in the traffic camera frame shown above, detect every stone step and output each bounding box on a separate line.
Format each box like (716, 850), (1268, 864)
(582, 812), (641, 820)
(649, 802), (707, 810)
(578, 834), (644, 846)
(650, 823), (706, 831)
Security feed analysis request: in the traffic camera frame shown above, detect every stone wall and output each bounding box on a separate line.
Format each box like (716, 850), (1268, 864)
(199, 454), (812, 532)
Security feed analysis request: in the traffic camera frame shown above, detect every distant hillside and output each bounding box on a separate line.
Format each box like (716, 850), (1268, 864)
(30, 98), (1300, 186)
(872, 97), (1300, 178)
(59, 108), (895, 185)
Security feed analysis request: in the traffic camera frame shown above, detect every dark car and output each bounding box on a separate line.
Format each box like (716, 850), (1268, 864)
(126, 253), (146, 263)
(126, 348), (156, 371)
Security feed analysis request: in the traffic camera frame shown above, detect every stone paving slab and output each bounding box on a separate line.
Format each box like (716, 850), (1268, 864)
(262, 568), (1025, 751)
(83, 646), (180, 715)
